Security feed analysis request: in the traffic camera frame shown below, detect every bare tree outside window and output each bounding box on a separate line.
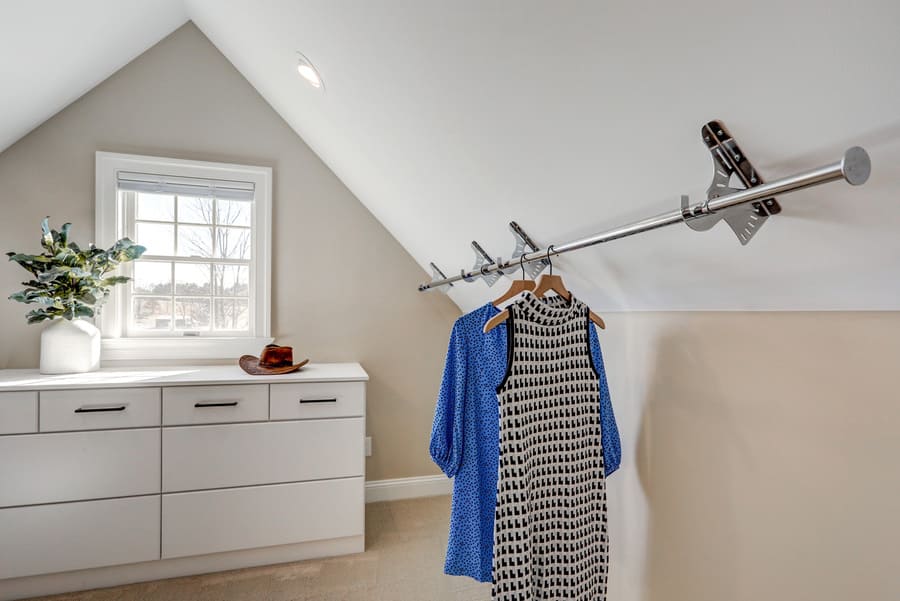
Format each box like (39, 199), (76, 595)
(128, 191), (252, 335)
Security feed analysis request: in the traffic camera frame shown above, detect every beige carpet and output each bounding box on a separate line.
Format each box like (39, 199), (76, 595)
(30, 495), (490, 601)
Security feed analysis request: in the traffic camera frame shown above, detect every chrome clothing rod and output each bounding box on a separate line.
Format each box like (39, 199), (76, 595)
(417, 147), (870, 292)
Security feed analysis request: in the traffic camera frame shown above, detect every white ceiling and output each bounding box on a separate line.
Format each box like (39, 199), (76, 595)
(0, 1), (188, 153)
(4, 1), (900, 313)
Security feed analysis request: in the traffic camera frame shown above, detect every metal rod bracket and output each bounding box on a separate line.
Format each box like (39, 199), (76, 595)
(684, 120), (782, 245)
(507, 221), (549, 279)
(469, 241), (502, 287)
(420, 262), (453, 292)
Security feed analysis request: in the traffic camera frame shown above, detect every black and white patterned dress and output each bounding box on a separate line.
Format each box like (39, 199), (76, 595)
(492, 291), (608, 601)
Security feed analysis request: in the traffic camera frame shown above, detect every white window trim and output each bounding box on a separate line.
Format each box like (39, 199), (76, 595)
(95, 151), (272, 361)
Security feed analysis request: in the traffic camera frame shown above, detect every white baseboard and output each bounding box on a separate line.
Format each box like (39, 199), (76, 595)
(365, 475), (452, 503)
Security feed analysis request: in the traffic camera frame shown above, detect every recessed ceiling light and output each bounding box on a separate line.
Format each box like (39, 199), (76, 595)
(296, 51), (324, 90)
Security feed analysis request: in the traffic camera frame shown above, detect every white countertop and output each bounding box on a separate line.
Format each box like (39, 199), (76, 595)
(0, 363), (368, 392)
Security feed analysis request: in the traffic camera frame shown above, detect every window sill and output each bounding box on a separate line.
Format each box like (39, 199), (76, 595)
(101, 337), (274, 362)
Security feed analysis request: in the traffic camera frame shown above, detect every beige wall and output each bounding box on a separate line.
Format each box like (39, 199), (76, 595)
(601, 311), (900, 601)
(0, 23), (460, 481)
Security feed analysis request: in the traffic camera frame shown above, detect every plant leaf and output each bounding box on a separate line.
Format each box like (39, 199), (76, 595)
(40, 217), (54, 250)
(59, 222), (71, 246)
(76, 291), (97, 305)
(100, 276), (131, 286)
(72, 303), (94, 318)
(26, 308), (56, 324)
(8, 253), (50, 264)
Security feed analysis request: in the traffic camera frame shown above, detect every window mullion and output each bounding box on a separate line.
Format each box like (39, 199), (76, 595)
(124, 191), (136, 337)
(211, 196), (217, 335)
(172, 196), (178, 334)
(170, 260), (176, 334)
(212, 196), (218, 259)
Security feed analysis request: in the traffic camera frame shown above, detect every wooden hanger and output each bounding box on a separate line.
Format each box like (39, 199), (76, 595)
(484, 247), (605, 332)
(532, 272), (605, 329)
(532, 271), (569, 300)
(491, 255), (536, 307)
(492, 279), (535, 306)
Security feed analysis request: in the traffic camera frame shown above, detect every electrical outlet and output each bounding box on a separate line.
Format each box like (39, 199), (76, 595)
(365, 436), (372, 457)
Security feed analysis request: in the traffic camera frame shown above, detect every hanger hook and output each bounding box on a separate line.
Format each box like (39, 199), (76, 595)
(546, 245), (554, 276)
(519, 253), (526, 280)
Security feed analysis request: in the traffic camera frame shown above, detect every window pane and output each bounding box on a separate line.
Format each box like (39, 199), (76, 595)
(133, 261), (172, 295)
(215, 227), (251, 259)
(177, 225), (213, 257)
(178, 196), (213, 224)
(175, 262), (211, 295)
(215, 298), (249, 331)
(132, 297), (172, 331)
(214, 265), (249, 296)
(217, 199), (251, 227)
(135, 222), (175, 255)
(175, 298), (211, 330)
(135, 193), (174, 222)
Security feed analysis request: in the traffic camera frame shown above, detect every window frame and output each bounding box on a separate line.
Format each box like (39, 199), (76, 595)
(95, 152), (272, 361)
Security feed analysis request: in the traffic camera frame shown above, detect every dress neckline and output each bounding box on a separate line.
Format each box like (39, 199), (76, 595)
(516, 290), (584, 325)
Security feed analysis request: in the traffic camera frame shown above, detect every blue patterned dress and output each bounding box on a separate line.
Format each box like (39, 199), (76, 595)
(429, 301), (620, 582)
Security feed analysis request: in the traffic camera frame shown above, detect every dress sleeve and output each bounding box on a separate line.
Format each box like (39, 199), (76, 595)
(588, 324), (622, 476)
(429, 321), (467, 478)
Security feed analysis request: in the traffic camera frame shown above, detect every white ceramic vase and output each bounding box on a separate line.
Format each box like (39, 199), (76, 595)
(40, 318), (101, 374)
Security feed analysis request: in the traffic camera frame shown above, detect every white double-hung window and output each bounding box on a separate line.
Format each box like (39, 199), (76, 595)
(96, 152), (272, 360)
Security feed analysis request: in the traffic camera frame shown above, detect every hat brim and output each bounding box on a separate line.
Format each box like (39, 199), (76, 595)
(239, 355), (309, 375)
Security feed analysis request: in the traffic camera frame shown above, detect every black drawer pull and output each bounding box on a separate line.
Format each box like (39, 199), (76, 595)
(194, 401), (240, 408)
(299, 397), (338, 404)
(74, 405), (127, 413)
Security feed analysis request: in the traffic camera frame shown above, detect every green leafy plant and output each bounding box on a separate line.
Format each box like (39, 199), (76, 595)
(7, 218), (146, 324)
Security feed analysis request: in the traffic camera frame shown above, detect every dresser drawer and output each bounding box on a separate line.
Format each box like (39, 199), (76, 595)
(162, 478), (364, 559)
(0, 429), (160, 507)
(40, 388), (160, 432)
(270, 381), (365, 420)
(0, 495), (160, 579)
(163, 418), (364, 492)
(0, 391), (38, 434)
(162, 384), (268, 425)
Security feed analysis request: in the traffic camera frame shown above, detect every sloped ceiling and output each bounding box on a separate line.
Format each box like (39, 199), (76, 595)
(0, 1), (188, 152)
(4, 1), (900, 312)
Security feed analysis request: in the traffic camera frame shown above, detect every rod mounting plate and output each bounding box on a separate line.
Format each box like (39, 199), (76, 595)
(687, 120), (782, 245)
(424, 262), (452, 292)
(506, 221), (549, 279)
(469, 241), (502, 287)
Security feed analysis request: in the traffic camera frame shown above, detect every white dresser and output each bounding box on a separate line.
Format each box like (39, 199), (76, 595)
(0, 363), (368, 601)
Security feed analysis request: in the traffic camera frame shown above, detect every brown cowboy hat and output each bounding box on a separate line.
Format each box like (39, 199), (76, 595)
(239, 344), (309, 375)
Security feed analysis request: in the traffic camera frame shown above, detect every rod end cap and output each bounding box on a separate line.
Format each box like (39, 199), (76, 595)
(842, 146), (871, 186)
